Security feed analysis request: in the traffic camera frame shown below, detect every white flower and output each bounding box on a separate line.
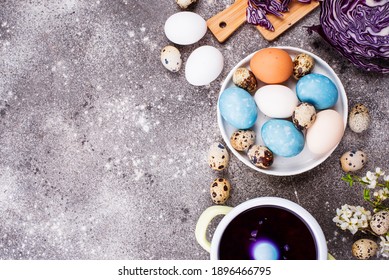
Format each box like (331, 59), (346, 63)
(373, 189), (389, 201)
(384, 175), (389, 182)
(333, 205), (372, 234)
(366, 171), (377, 181)
(375, 167), (384, 176)
(348, 225), (359, 235)
(362, 171), (378, 187)
(379, 236), (389, 258)
(367, 179), (378, 189)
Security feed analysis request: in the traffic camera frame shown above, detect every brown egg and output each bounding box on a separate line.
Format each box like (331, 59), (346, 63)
(250, 48), (293, 84)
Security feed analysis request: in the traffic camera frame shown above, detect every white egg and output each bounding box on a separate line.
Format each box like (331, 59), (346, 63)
(185, 46), (224, 86)
(254, 85), (298, 118)
(164, 12), (207, 45)
(306, 110), (344, 155)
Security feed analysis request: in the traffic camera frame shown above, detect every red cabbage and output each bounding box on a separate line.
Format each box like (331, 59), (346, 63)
(247, 0), (276, 31)
(309, 0), (389, 74)
(247, 0), (315, 31)
(247, 0), (284, 31)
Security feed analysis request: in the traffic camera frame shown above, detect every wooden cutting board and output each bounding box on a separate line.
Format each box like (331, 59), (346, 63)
(207, 0), (320, 42)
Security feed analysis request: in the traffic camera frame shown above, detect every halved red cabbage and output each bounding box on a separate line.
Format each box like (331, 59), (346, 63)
(309, 0), (389, 74)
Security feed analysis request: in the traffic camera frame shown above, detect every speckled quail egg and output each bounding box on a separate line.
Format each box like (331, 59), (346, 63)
(232, 68), (257, 94)
(352, 239), (378, 260)
(348, 104), (370, 133)
(340, 150), (367, 172)
(208, 142), (229, 171)
(230, 129), (256, 152)
(247, 145), (274, 169)
(160, 46), (182, 72)
(292, 102), (316, 130)
(176, 0), (197, 9)
(293, 53), (315, 80)
(210, 178), (231, 204)
(370, 210), (389, 236)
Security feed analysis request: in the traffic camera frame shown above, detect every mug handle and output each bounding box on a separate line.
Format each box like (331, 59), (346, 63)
(328, 253), (336, 260)
(195, 205), (233, 253)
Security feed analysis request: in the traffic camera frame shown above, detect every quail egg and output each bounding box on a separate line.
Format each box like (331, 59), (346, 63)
(292, 102), (316, 130)
(370, 210), (389, 236)
(176, 0), (197, 9)
(247, 145), (274, 169)
(352, 239), (378, 260)
(232, 68), (257, 94)
(210, 178), (231, 204)
(160, 46), (182, 72)
(230, 129), (256, 152)
(340, 150), (367, 172)
(293, 53), (315, 80)
(208, 142), (229, 171)
(348, 103), (370, 133)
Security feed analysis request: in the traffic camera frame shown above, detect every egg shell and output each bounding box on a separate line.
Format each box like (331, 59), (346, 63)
(292, 102), (316, 130)
(160, 46), (182, 72)
(306, 110), (344, 155)
(261, 119), (305, 158)
(247, 145), (273, 169)
(164, 12), (207, 45)
(352, 239), (378, 260)
(370, 211), (389, 236)
(219, 87), (258, 129)
(208, 142), (229, 171)
(230, 129), (256, 152)
(250, 48), (293, 84)
(254, 85), (299, 118)
(232, 68), (257, 94)
(340, 150), (367, 172)
(293, 53), (315, 80)
(348, 104), (370, 133)
(296, 73), (338, 110)
(185, 46), (224, 86)
(210, 178), (231, 204)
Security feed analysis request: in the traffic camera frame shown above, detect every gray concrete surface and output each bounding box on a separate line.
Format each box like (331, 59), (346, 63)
(0, 0), (388, 260)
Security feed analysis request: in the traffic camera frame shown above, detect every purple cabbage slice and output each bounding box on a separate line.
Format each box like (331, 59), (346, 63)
(247, 0), (317, 31)
(253, 0), (284, 17)
(308, 0), (389, 74)
(280, 0), (292, 12)
(247, 0), (275, 31)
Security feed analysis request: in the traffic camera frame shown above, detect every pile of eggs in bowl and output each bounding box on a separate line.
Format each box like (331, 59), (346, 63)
(218, 48), (344, 170)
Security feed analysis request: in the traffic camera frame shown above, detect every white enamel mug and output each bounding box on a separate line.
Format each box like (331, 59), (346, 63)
(195, 197), (331, 260)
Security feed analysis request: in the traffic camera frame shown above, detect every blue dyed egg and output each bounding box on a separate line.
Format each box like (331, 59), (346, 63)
(296, 73), (338, 110)
(219, 87), (258, 129)
(261, 119), (304, 157)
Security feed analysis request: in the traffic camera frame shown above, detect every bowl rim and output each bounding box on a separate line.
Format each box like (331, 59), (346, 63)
(210, 197), (328, 260)
(217, 46), (348, 176)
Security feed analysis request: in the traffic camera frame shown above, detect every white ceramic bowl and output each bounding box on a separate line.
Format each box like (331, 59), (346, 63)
(217, 46), (348, 176)
(195, 197), (328, 260)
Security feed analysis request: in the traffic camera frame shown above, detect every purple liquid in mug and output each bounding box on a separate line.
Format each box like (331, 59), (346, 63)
(218, 206), (317, 260)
